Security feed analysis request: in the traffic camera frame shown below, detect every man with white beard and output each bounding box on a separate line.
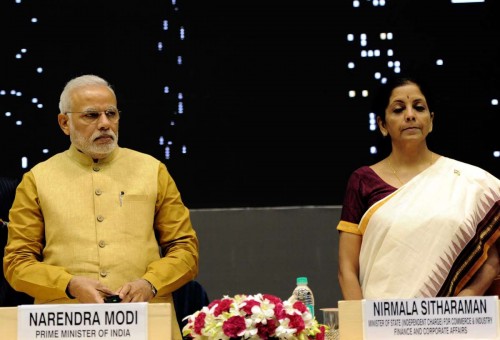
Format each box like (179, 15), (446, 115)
(3, 74), (198, 340)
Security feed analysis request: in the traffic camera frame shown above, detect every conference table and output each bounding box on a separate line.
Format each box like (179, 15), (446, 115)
(2, 299), (499, 339)
(0, 303), (172, 340)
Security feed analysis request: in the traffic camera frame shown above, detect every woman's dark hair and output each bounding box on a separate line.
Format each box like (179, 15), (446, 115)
(371, 75), (435, 120)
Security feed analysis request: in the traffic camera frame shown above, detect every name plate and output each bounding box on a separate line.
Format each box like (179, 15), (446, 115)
(18, 302), (148, 340)
(363, 296), (498, 339)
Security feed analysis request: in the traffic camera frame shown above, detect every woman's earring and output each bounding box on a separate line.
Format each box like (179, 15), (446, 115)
(381, 131), (388, 137)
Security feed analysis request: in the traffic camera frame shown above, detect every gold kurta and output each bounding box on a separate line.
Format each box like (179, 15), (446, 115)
(3, 144), (199, 339)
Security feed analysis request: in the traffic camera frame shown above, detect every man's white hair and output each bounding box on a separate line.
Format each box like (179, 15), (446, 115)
(59, 74), (115, 113)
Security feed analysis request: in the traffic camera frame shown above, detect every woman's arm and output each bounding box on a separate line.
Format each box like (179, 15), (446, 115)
(338, 231), (363, 300)
(458, 244), (500, 296)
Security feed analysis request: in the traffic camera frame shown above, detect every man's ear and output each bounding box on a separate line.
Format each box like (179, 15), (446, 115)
(57, 113), (71, 136)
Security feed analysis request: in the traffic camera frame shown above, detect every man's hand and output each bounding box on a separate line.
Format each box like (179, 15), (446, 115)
(116, 279), (156, 302)
(67, 276), (117, 303)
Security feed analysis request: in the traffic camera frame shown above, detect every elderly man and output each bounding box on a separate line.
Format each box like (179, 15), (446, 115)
(3, 74), (199, 339)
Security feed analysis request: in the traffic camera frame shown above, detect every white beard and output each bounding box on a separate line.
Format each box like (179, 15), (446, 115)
(69, 123), (118, 159)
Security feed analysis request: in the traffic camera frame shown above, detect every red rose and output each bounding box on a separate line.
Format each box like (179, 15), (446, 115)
(193, 312), (206, 334)
(257, 318), (278, 339)
(288, 314), (305, 333)
(262, 294), (282, 305)
(214, 298), (233, 316)
(241, 299), (260, 315)
(207, 299), (221, 309)
(293, 301), (308, 314)
(222, 316), (246, 338)
(275, 304), (286, 320)
(314, 325), (326, 340)
(263, 294), (284, 318)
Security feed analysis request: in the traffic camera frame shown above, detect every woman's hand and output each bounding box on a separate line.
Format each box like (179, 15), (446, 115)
(458, 245), (500, 296)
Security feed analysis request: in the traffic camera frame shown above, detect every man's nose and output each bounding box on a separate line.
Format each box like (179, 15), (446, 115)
(97, 113), (112, 128)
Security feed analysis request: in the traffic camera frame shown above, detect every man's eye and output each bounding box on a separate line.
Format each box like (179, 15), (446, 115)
(105, 110), (117, 118)
(85, 112), (100, 119)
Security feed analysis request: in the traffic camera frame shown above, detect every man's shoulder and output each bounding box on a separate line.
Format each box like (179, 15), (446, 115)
(31, 150), (68, 170)
(118, 147), (161, 164)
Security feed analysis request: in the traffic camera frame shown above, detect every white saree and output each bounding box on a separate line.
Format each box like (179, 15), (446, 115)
(359, 156), (500, 299)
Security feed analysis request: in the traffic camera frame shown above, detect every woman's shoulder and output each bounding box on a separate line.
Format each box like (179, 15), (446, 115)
(346, 164), (392, 192)
(348, 165), (383, 184)
(440, 156), (498, 181)
(350, 165), (377, 177)
(429, 156), (500, 196)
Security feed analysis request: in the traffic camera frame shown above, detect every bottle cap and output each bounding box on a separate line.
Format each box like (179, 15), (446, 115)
(296, 277), (308, 285)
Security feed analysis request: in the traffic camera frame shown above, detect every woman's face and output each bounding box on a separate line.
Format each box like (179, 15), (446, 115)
(377, 83), (434, 142)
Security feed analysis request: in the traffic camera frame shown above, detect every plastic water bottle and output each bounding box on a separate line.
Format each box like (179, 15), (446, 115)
(292, 276), (315, 317)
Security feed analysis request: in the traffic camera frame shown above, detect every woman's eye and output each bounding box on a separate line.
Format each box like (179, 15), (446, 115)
(415, 106), (426, 112)
(393, 107), (404, 113)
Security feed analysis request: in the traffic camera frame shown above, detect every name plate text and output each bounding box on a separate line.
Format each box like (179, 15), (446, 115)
(18, 302), (148, 340)
(363, 296), (498, 339)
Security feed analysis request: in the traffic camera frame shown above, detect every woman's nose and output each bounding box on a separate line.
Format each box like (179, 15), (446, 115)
(405, 109), (417, 121)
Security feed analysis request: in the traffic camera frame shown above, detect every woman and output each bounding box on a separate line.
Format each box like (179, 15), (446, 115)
(337, 76), (500, 299)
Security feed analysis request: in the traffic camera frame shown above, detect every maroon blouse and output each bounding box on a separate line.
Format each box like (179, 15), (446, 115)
(339, 166), (397, 225)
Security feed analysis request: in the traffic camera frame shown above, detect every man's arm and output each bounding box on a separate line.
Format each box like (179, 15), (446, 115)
(3, 171), (73, 300)
(140, 163), (199, 297)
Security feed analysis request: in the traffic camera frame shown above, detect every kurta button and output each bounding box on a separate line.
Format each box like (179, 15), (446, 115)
(100, 271), (108, 277)
(99, 240), (106, 248)
(95, 189), (102, 195)
(97, 215), (104, 222)
(93, 167), (100, 172)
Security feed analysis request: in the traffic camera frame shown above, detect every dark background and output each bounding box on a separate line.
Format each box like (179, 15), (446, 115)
(1, 0), (499, 209)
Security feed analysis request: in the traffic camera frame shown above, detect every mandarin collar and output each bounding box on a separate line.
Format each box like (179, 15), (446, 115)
(67, 144), (120, 166)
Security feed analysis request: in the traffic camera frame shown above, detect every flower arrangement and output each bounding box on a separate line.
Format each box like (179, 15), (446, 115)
(182, 293), (327, 340)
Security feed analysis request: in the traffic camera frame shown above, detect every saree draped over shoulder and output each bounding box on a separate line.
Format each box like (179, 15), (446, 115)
(359, 157), (500, 298)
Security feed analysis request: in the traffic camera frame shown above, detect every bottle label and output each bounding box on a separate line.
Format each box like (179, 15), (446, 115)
(294, 288), (314, 317)
(306, 304), (314, 317)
